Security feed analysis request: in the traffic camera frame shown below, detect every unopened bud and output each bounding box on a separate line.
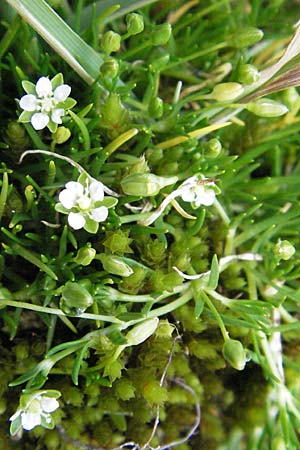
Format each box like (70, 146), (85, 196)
(210, 82), (244, 102)
(126, 318), (159, 346)
(150, 53), (170, 72)
(99, 253), (133, 277)
(60, 281), (93, 315)
(282, 87), (300, 108)
(237, 64), (260, 85)
(274, 239), (295, 261)
(121, 173), (178, 196)
(102, 31), (121, 55)
(53, 126), (71, 144)
(222, 339), (247, 370)
(148, 97), (164, 118)
(246, 98), (288, 117)
(74, 245), (96, 266)
(100, 58), (119, 79)
(230, 27), (264, 48)
(150, 23), (172, 45)
(126, 13), (144, 35)
(204, 138), (222, 158)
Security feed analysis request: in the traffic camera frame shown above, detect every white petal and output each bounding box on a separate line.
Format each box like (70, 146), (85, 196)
(21, 411), (41, 430)
(78, 195), (92, 210)
(89, 206), (108, 222)
(181, 189), (196, 202)
(54, 84), (71, 102)
(65, 181), (84, 195)
(59, 188), (78, 209)
(51, 108), (65, 124)
(68, 212), (86, 229)
(89, 180), (104, 202)
(31, 113), (49, 130)
(35, 77), (53, 97)
(19, 94), (38, 111)
(40, 397), (59, 413)
(200, 188), (215, 206)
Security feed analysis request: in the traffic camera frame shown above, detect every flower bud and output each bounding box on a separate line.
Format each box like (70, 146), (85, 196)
(100, 57), (119, 79)
(74, 245), (96, 266)
(148, 96), (164, 118)
(60, 281), (93, 315)
(150, 53), (170, 72)
(222, 339), (247, 370)
(98, 253), (133, 277)
(125, 318), (159, 346)
(204, 138), (222, 158)
(230, 27), (264, 48)
(274, 239), (295, 261)
(246, 98), (288, 117)
(53, 126), (71, 144)
(102, 31), (121, 55)
(282, 87), (300, 108)
(150, 23), (172, 45)
(237, 64), (260, 85)
(210, 82), (244, 101)
(121, 173), (178, 196)
(126, 13), (144, 35)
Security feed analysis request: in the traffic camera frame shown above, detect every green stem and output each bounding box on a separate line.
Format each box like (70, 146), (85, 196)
(68, 110), (91, 152)
(202, 291), (229, 341)
(0, 299), (123, 324)
(0, 171), (9, 224)
(147, 289), (193, 318)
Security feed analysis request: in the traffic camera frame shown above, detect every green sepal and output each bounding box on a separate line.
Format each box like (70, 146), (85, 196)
(63, 98), (77, 109)
(98, 196), (118, 209)
(55, 203), (69, 214)
(208, 254), (219, 290)
(10, 415), (22, 436)
(84, 216), (99, 234)
(51, 73), (64, 89)
(41, 414), (55, 429)
(18, 110), (32, 123)
(47, 121), (58, 133)
(22, 80), (36, 95)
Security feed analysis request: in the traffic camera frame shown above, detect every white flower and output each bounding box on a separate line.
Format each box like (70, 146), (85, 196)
(181, 175), (216, 207)
(57, 175), (111, 232)
(9, 390), (60, 435)
(19, 74), (76, 132)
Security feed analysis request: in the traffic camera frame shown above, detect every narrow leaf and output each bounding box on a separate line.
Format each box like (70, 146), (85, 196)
(208, 254), (219, 290)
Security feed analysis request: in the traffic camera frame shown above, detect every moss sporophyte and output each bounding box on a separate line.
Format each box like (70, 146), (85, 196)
(2, 2), (300, 449)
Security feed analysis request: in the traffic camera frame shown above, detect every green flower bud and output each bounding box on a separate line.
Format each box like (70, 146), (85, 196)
(148, 97), (164, 118)
(150, 53), (170, 72)
(282, 87), (300, 108)
(246, 98), (288, 117)
(74, 245), (96, 266)
(126, 13), (144, 35)
(60, 281), (93, 315)
(99, 253), (133, 277)
(150, 23), (172, 45)
(237, 64), (260, 85)
(121, 173), (178, 196)
(230, 27), (264, 48)
(102, 31), (121, 55)
(222, 339), (247, 370)
(100, 57), (119, 79)
(210, 82), (244, 101)
(125, 318), (159, 346)
(204, 138), (222, 158)
(52, 126), (71, 144)
(274, 239), (295, 260)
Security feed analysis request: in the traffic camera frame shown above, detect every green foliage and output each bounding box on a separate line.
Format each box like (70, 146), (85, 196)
(1, 0), (300, 449)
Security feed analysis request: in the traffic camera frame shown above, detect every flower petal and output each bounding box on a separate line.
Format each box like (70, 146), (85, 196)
(51, 108), (65, 124)
(181, 189), (196, 202)
(200, 188), (215, 206)
(89, 206), (108, 222)
(40, 397), (59, 413)
(89, 180), (104, 202)
(54, 84), (71, 102)
(19, 94), (38, 112)
(35, 77), (53, 97)
(21, 411), (41, 430)
(65, 181), (84, 195)
(68, 212), (86, 230)
(59, 188), (78, 209)
(31, 113), (49, 130)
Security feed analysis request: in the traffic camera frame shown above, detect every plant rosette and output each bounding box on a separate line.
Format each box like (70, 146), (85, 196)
(55, 172), (118, 233)
(18, 73), (76, 132)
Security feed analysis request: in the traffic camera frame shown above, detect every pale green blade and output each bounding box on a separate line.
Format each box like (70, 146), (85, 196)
(5, 0), (104, 84)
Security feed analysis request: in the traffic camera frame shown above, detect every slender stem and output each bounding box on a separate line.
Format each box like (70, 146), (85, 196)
(203, 291), (229, 341)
